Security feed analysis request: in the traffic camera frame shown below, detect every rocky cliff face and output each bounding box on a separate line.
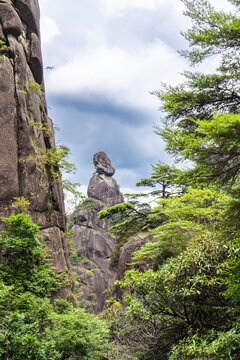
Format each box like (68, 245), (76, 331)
(0, 1), (70, 280)
(71, 152), (124, 313)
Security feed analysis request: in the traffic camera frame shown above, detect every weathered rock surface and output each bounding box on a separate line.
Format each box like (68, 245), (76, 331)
(93, 151), (115, 176)
(0, 3), (22, 37)
(30, 32), (43, 84)
(0, 0), (70, 293)
(71, 152), (123, 312)
(118, 233), (154, 279)
(0, 55), (19, 203)
(88, 174), (123, 207)
(14, 0), (40, 36)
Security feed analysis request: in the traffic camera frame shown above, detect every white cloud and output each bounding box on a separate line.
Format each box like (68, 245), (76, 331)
(115, 168), (143, 190)
(210, 0), (234, 11)
(46, 40), (187, 111)
(99, 0), (186, 18)
(40, 16), (60, 44)
(100, 0), (161, 17)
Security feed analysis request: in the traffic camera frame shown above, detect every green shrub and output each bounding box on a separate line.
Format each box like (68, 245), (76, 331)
(0, 213), (109, 359)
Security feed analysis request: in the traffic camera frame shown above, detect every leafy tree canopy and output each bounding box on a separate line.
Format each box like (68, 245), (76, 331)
(0, 213), (109, 359)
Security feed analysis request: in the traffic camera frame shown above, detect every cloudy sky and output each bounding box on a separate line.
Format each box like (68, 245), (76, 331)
(38, 0), (232, 197)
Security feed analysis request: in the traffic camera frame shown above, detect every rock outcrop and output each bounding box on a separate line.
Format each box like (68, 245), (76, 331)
(118, 233), (154, 279)
(71, 152), (123, 313)
(0, 1), (70, 287)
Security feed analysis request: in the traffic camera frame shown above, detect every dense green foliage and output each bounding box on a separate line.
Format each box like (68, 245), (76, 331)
(103, 185), (240, 359)
(100, 1), (240, 359)
(0, 213), (109, 359)
(99, 202), (156, 270)
(132, 187), (229, 265)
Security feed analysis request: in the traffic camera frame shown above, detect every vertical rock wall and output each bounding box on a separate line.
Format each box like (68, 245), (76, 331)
(0, 1), (70, 278)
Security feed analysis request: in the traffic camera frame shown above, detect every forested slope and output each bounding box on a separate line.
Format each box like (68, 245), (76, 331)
(99, 1), (240, 358)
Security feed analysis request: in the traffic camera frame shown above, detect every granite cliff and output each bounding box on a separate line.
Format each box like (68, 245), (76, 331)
(71, 152), (124, 312)
(0, 0), (70, 283)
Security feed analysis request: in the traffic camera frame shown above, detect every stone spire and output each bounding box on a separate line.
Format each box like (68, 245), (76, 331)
(71, 152), (124, 312)
(88, 152), (123, 207)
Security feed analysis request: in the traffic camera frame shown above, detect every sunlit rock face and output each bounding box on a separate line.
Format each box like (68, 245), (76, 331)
(0, 0), (70, 292)
(71, 152), (124, 313)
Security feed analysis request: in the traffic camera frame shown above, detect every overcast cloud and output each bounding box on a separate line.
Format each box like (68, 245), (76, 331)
(38, 0), (233, 197)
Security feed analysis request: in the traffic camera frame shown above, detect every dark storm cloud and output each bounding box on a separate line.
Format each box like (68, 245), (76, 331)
(49, 94), (148, 125)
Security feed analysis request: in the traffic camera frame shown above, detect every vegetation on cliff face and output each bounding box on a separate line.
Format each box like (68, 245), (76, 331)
(99, 0), (240, 359)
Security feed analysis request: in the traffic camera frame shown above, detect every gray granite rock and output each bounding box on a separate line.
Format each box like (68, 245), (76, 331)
(30, 32), (43, 84)
(0, 2), (22, 37)
(0, 56), (19, 202)
(14, 0), (40, 36)
(0, 23), (6, 41)
(118, 233), (153, 279)
(93, 151), (115, 176)
(88, 174), (124, 207)
(0, 0), (70, 297)
(41, 227), (70, 274)
(72, 153), (123, 312)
